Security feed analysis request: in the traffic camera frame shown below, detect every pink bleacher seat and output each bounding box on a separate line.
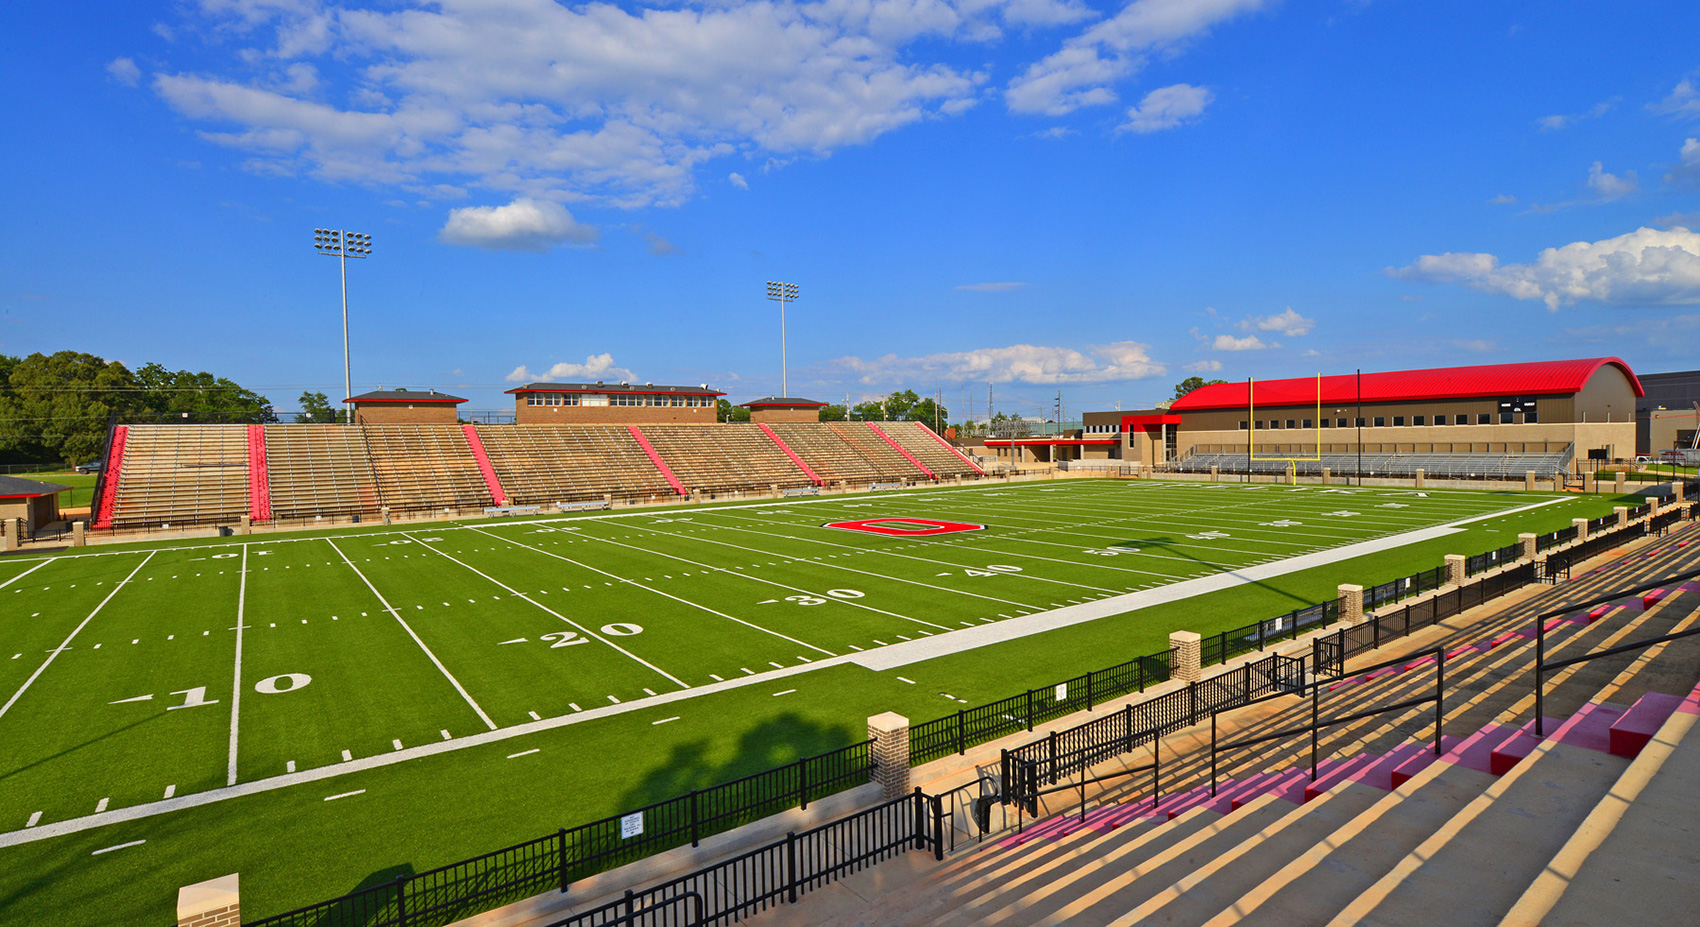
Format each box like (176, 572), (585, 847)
(1642, 588), (1668, 609)
(1550, 702), (1630, 754)
(1586, 604), (1611, 623)
(1303, 753), (1378, 802)
(1489, 719), (1554, 775)
(1608, 692), (1685, 758)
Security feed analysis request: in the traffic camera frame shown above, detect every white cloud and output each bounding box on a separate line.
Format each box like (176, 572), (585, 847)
(1006, 0), (1264, 115)
(645, 231), (681, 256)
(729, 172), (749, 190)
(1586, 161), (1638, 200)
(1488, 193), (1517, 205)
(955, 281), (1028, 292)
(1390, 226), (1700, 311)
(151, 1), (1112, 207)
(107, 57), (142, 86)
(1184, 359), (1223, 373)
(438, 198), (599, 252)
(506, 354), (636, 383)
(1650, 77), (1700, 119)
(1240, 306), (1314, 337)
(1666, 137), (1700, 185)
(1212, 333), (1273, 351)
(1117, 83), (1212, 134)
(1536, 98), (1615, 132)
(828, 340), (1164, 384)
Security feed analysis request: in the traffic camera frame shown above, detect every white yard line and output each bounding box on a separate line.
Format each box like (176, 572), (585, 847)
(0, 552), (154, 722)
(468, 526), (850, 649)
(0, 499), (1574, 851)
(404, 532), (693, 688)
(226, 545), (248, 786)
(325, 538), (498, 731)
(0, 559), (51, 592)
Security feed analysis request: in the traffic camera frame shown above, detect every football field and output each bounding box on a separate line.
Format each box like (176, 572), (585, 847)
(0, 477), (1575, 849)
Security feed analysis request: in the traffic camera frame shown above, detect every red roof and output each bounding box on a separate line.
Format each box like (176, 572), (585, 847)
(1169, 357), (1642, 412)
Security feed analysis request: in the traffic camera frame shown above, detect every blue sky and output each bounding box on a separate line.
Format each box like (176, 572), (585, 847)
(3, 0), (1699, 421)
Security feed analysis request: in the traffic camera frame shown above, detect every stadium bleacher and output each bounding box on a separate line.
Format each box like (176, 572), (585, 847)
(102, 424), (251, 528)
(637, 424), (814, 494)
(476, 424), (676, 505)
(263, 424), (380, 520)
(1172, 447), (1575, 481)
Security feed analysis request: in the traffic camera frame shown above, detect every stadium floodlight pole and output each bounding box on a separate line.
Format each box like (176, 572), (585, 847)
(1356, 368), (1363, 487)
(314, 229), (373, 424)
(766, 281), (799, 397)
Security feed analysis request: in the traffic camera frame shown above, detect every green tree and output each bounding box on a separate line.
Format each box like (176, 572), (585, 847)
(717, 398), (750, 423)
(295, 391), (346, 424)
(0, 351), (135, 464)
(818, 403), (847, 422)
(1173, 376), (1227, 400)
(134, 363), (276, 424)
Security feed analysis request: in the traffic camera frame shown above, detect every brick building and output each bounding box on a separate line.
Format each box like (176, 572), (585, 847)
(507, 382), (724, 424)
(346, 388), (466, 425)
(739, 397), (827, 424)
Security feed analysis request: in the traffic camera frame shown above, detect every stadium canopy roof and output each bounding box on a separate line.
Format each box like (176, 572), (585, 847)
(739, 397), (828, 409)
(505, 382), (725, 396)
(1169, 357), (1643, 412)
(345, 388), (466, 404)
(0, 475), (71, 499)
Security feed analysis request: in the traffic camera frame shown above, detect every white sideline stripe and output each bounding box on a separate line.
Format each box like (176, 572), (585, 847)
(651, 716), (680, 725)
(0, 559), (50, 592)
(91, 840), (144, 855)
(226, 545), (248, 786)
(326, 538), (497, 731)
(323, 790), (364, 802)
(0, 552), (155, 722)
(507, 748), (540, 759)
(411, 531), (690, 689)
(0, 496), (1570, 852)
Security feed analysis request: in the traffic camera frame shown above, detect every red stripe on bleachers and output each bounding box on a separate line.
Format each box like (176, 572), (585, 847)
(757, 423), (824, 485)
(911, 421), (985, 475)
(867, 423), (936, 480)
(461, 424), (507, 505)
(626, 426), (687, 496)
(90, 425), (128, 530)
(246, 425), (273, 521)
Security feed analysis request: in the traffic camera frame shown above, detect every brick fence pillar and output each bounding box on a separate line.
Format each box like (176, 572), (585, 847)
(1675, 481), (1686, 502)
(1321, 467), (1331, 486)
(1414, 468), (1425, 489)
(1168, 631), (1202, 683)
(1209, 466), (1219, 482)
(72, 521), (86, 547)
(177, 874), (239, 927)
(1519, 532), (1538, 560)
(1444, 554), (1466, 587)
(867, 713), (911, 801)
(238, 515), (251, 536)
(1615, 506), (1629, 529)
(0, 518), (18, 551)
(1573, 517), (1589, 542)
(381, 506), (391, 525)
(1338, 584), (1364, 625)
(1615, 471), (1627, 494)
(1526, 471), (1536, 491)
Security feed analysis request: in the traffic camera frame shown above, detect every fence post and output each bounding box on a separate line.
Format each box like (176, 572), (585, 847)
(175, 874), (239, 927)
(1310, 678), (1320, 781)
(1444, 554), (1466, 587)
(868, 713), (911, 800)
(395, 875), (409, 927)
(1047, 731), (1058, 785)
(557, 828), (570, 892)
(1086, 671), (1095, 711)
(912, 787), (927, 851)
(956, 709), (965, 756)
(1168, 631), (1202, 683)
(1189, 681), (1198, 727)
(1436, 650), (1446, 754)
(1025, 689), (1034, 731)
(1338, 584), (1364, 626)
(1137, 657), (1146, 693)
(1258, 616), (1266, 651)
(798, 756), (809, 811)
(786, 832), (799, 903)
(1124, 703), (1134, 751)
(931, 793), (945, 861)
(689, 790), (700, 847)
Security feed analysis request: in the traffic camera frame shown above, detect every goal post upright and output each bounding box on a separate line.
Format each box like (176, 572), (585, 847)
(1248, 373), (1324, 484)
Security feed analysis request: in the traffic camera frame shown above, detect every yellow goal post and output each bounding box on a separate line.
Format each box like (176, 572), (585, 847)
(1248, 373), (1322, 484)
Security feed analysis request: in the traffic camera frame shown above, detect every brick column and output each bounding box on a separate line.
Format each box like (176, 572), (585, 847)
(238, 515), (251, 536)
(1650, 496), (1662, 516)
(0, 518), (18, 551)
(867, 713), (911, 800)
(1519, 532), (1538, 560)
(1209, 466), (1219, 482)
(1321, 467), (1331, 486)
(1615, 506), (1628, 529)
(1615, 471), (1627, 494)
(1168, 631), (1202, 683)
(1573, 517), (1589, 542)
(1676, 481), (1686, 502)
(1526, 471), (1536, 491)
(177, 874), (239, 927)
(1338, 584), (1364, 625)
(381, 506), (392, 525)
(72, 522), (86, 547)
(1414, 468), (1425, 489)
(1444, 554), (1466, 586)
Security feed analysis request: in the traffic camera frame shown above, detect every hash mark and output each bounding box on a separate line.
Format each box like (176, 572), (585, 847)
(507, 749), (540, 759)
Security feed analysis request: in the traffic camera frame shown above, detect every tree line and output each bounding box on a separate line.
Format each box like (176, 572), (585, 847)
(0, 351), (274, 466)
(718, 389), (949, 425)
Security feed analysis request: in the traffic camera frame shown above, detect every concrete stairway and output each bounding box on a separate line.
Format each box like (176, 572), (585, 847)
(744, 522), (1700, 927)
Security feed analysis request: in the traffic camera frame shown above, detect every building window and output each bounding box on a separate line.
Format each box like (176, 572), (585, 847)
(1338, 418), (1349, 428)
(1355, 417), (1365, 428)
(1525, 411), (1538, 424)
(1374, 417), (1386, 427)
(1413, 415), (1426, 426)
(1478, 413), (1492, 425)
(1393, 416), (1406, 427)
(1432, 413), (1444, 426)
(1302, 419), (1313, 429)
(1456, 414), (1469, 425)
(1320, 418), (1331, 429)
(1255, 420), (1265, 429)
(1286, 419), (1297, 429)
(1500, 412), (1514, 424)
(1238, 421), (1248, 430)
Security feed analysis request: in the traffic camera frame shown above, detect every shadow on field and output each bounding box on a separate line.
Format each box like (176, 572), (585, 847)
(0, 713), (163, 784)
(1110, 533), (1315, 612)
(614, 713), (857, 810)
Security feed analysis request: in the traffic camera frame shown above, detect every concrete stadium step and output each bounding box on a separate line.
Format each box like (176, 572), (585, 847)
(1324, 711), (1634, 927)
(1201, 761), (1497, 927)
(1103, 780), (1386, 927)
(1503, 682), (1700, 926)
(1607, 690), (1685, 757)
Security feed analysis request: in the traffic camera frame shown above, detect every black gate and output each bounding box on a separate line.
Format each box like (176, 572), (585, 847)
(1535, 554), (1569, 585)
(1313, 636), (1344, 678)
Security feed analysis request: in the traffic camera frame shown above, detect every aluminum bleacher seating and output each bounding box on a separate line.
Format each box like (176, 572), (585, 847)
(766, 423), (885, 484)
(264, 424), (380, 519)
(105, 424), (250, 528)
(1173, 449), (1574, 480)
(829, 423), (928, 480)
(639, 424), (813, 494)
(476, 425), (676, 504)
(877, 421), (983, 478)
(360, 425), (493, 513)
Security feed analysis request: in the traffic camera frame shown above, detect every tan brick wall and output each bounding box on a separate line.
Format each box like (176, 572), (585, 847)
(353, 404), (460, 425)
(1168, 631), (1202, 683)
(749, 408), (822, 423)
(867, 713), (911, 800)
(1338, 584), (1364, 625)
(515, 404), (719, 425)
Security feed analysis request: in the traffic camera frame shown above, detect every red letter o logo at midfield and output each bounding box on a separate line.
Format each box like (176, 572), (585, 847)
(823, 518), (984, 537)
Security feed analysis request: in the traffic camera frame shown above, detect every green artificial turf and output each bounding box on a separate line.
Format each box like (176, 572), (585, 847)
(0, 479), (1646, 925)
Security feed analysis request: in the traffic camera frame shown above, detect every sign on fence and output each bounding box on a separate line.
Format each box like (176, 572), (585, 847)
(620, 812), (644, 839)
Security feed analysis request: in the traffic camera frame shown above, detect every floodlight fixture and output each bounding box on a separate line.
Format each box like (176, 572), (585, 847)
(766, 281), (799, 398)
(313, 228), (373, 423)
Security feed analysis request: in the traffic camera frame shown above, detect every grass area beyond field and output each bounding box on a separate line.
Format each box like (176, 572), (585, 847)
(0, 478), (1643, 925)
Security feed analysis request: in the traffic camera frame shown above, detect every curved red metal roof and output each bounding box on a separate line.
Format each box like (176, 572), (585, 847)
(1169, 357), (1642, 412)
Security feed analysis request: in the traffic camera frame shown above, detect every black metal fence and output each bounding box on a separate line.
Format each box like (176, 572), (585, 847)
(910, 650), (1174, 765)
(544, 789), (938, 927)
(1536, 525), (1578, 551)
(1200, 601), (1336, 668)
(1319, 562), (1537, 667)
(244, 741), (872, 927)
(1364, 566), (1448, 611)
(1467, 542), (1523, 576)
